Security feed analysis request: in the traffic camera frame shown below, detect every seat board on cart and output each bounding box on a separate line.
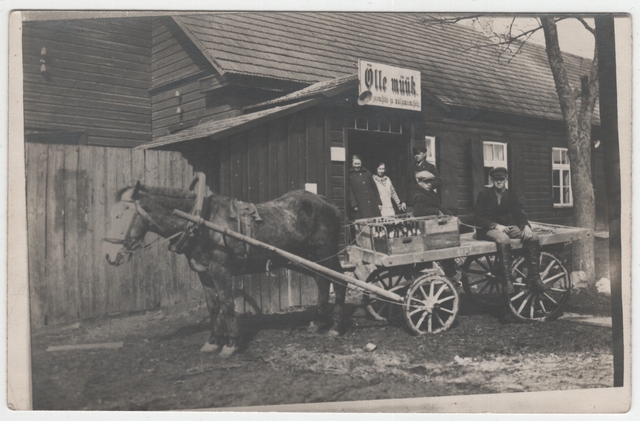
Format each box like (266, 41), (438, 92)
(346, 222), (591, 268)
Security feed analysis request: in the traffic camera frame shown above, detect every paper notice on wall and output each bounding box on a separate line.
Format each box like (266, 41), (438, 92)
(304, 183), (317, 194)
(331, 147), (345, 162)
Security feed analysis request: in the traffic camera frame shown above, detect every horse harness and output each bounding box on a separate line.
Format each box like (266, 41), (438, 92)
(168, 173), (208, 254)
(225, 199), (263, 270)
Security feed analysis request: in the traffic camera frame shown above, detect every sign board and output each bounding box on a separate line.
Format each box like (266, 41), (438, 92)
(358, 59), (421, 111)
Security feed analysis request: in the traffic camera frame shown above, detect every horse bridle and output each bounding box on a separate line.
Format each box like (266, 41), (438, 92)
(103, 199), (163, 260)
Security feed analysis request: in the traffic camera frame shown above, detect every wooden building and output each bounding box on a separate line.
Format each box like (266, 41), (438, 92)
(22, 13), (607, 326)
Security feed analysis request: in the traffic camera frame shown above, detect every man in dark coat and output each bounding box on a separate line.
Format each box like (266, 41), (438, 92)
(407, 145), (441, 208)
(474, 167), (548, 294)
(412, 170), (457, 281)
(348, 155), (382, 220)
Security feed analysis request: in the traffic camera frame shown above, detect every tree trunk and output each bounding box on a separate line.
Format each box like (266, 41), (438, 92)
(541, 17), (596, 283)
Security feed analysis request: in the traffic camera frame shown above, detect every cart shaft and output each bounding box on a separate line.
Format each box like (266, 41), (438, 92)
(173, 209), (404, 303)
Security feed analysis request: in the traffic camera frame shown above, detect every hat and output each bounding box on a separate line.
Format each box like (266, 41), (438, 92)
(415, 171), (436, 182)
(412, 146), (427, 155)
(489, 167), (508, 180)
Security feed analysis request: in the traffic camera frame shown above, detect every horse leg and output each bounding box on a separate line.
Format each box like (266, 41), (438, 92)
(308, 273), (331, 333)
(209, 266), (239, 358)
(329, 281), (347, 337)
(197, 272), (223, 353)
(328, 257), (347, 337)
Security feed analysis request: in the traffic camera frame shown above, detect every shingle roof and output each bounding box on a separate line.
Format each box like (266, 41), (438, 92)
(137, 99), (318, 150)
(173, 13), (598, 122)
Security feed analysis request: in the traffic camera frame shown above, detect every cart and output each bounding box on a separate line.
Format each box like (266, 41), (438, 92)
(346, 216), (591, 331)
(173, 210), (591, 336)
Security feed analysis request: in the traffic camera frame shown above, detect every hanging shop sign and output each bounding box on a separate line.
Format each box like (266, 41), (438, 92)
(357, 59), (421, 111)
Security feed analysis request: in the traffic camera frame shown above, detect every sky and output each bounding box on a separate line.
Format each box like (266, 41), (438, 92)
(459, 16), (596, 59)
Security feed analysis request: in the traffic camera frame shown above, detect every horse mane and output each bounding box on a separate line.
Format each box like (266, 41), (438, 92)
(115, 184), (196, 201)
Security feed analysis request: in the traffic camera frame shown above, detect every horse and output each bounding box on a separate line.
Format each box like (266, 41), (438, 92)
(103, 180), (346, 358)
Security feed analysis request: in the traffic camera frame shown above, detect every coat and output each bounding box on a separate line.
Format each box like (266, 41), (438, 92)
(474, 186), (529, 236)
(407, 160), (441, 205)
(412, 184), (451, 217)
(349, 168), (382, 220)
(373, 175), (402, 217)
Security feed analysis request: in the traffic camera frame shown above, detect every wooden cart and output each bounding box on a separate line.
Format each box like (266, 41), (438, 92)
(346, 219), (591, 331)
(173, 210), (590, 336)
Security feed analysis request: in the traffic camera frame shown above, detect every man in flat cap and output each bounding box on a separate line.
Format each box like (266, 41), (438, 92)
(474, 167), (548, 297)
(413, 170), (458, 282)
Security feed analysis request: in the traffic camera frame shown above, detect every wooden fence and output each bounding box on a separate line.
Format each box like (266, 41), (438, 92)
(26, 143), (318, 330)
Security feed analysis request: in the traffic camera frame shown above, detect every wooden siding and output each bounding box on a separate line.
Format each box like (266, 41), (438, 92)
(22, 19), (152, 147)
(150, 17), (278, 139)
(207, 107), (334, 312)
(422, 116), (576, 226)
(26, 143), (203, 329)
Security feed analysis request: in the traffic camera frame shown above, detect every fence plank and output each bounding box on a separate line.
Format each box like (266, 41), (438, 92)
(168, 151), (183, 306)
(91, 146), (107, 318)
(76, 146), (93, 319)
(63, 145), (80, 321)
(300, 274), (318, 307)
(115, 148), (134, 313)
(26, 143), (49, 328)
(131, 149), (146, 310)
(156, 151), (172, 308)
(104, 148), (119, 314)
(144, 150), (160, 308)
(46, 145), (66, 323)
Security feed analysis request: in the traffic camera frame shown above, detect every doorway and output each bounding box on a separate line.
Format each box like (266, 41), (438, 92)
(347, 130), (411, 210)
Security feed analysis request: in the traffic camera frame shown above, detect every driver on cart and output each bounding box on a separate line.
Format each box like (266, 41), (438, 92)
(412, 170), (458, 284)
(474, 167), (549, 295)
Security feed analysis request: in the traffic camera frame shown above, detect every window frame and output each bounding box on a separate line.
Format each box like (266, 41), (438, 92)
(424, 135), (437, 166)
(552, 147), (573, 207)
(483, 141), (508, 187)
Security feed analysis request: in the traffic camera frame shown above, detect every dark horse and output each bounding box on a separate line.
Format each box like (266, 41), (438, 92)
(104, 180), (346, 358)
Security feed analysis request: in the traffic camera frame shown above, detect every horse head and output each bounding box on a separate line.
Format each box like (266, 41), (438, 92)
(103, 181), (152, 266)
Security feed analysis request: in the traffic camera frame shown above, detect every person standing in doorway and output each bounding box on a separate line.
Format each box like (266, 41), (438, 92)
(348, 155), (382, 220)
(373, 162), (406, 217)
(407, 145), (441, 209)
(413, 146), (441, 189)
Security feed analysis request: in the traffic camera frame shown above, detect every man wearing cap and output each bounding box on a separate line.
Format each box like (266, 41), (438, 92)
(474, 167), (548, 295)
(412, 146), (441, 189)
(413, 170), (458, 282)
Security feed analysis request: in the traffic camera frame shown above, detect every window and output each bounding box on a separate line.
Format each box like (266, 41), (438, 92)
(424, 136), (436, 166)
(552, 147), (572, 207)
(483, 141), (508, 186)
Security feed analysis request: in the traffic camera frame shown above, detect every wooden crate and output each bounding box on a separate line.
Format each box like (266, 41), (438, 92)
(354, 215), (460, 256)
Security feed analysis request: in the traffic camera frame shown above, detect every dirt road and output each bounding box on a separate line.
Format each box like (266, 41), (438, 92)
(31, 294), (613, 410)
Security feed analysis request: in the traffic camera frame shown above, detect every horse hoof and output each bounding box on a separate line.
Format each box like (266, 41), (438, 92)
(219, 345), (238, 358)
(326, 328), (340, 338)
(307, 321), (322, 334)
(200, 342), (220, 353)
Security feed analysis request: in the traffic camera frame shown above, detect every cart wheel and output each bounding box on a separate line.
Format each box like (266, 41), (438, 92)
(507, 252), (571, 321)
(363, 268), (414, 321)
(460, 254), (504, 308)
(403, 275), (459, 334)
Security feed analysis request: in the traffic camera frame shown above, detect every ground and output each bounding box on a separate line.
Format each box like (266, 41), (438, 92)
(31, 288), (613, 410)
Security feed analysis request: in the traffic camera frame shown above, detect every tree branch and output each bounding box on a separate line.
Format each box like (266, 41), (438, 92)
(576, 17), (596, 35)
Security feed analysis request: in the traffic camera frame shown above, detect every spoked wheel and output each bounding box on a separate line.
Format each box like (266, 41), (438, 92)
(460, 253), (504, 308)
(363, 268), (415, 321)
(403, 275), (459, 334)
(507, 251), (571, 321)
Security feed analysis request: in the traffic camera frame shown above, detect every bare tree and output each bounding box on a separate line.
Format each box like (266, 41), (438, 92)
(424, 15), (599, 282)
